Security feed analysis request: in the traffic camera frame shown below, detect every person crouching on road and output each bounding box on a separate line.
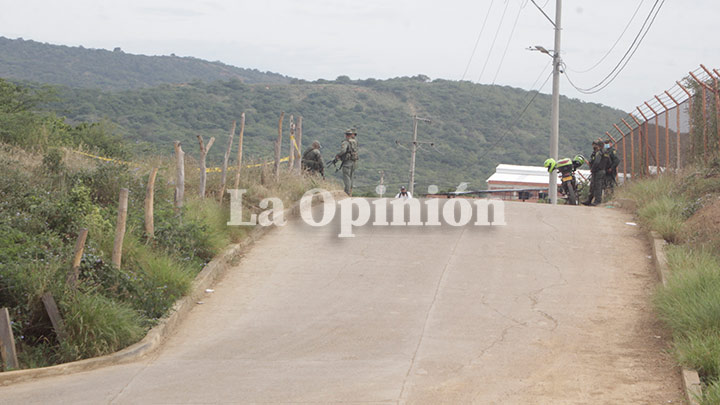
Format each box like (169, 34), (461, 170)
(336, 128), (358, 196)
(395, 186), (412, 199)
(301, 140), (324, 178)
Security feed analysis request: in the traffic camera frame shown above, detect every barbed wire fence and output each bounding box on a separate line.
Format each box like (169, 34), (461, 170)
(604, 64), (719, 181)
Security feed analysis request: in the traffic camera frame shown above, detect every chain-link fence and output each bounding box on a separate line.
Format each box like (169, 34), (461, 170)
(605, 65), (719, 181)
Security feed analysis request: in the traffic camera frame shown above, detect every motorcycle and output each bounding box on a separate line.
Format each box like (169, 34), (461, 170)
(556, 158), (579, 205)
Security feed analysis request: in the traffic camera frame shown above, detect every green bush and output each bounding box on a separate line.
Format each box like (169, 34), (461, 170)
(60, 291), (145, 361)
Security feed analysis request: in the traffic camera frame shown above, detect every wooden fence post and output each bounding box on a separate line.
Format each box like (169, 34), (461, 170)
(112, 188), (129, 269)
(174, 141), (185, 209)
(197, 135), (215, 198)
(234, 113), (246, 190)
(41, 293), (67, 343)
(145, 168), (158, 239)
(288, 115), (295, 171)
(275, 112), (284, 179)
(0, 308), (19, 370)
(295, 116), (303, 172)
(66, 228), (89, 288)
(219, 121), (236, 200)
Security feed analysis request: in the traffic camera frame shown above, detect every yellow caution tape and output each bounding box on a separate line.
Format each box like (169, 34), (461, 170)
(290, 135), (301, 155)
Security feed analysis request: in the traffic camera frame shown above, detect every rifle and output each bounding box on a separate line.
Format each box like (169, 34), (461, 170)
(325, 157), (344, 172)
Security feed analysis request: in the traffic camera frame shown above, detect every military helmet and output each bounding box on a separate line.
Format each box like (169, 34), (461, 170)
(344, 128), (357, 135)
(543, 158), (556, 173)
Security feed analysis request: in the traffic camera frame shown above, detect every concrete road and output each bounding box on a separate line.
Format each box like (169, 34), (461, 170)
(0, 200), (683, 404)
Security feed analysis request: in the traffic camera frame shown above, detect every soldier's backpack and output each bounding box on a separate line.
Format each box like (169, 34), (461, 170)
(347, 140), (358, 161)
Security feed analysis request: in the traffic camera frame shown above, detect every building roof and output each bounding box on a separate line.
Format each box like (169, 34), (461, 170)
(486, 164), (591, 187)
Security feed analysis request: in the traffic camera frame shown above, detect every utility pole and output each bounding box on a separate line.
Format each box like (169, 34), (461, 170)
(408, 115), (432, 196)
(549, 0), (563, 205)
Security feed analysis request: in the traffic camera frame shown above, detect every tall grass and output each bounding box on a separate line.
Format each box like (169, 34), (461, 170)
(60, 292), (145, 361)
(617, 174), (687, 241)
(655, 246), (720, 338)
(620, 172), (720, 399)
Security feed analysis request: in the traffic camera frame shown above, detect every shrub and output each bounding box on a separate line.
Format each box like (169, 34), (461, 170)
(60, 291), (145, 361)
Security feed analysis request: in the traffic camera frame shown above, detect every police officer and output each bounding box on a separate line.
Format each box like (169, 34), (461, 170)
(603, 139), (621, 192)
(336, 128), (358, 196)
(301, 140), (324, 177)
(582, 140), (609, 206)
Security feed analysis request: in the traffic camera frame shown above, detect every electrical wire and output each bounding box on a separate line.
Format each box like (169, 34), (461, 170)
(477, 0), (511, 83)
(529, 0), (555, 27)
(492, 2), (524, 84)
(460, 0), (495, 81)
(563, 0), (665, 94)
(566, 0), (645, 74)
(476, 69), (554, 161)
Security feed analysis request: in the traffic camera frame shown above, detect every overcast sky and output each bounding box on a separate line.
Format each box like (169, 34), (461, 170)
(1, 0), (718, 111)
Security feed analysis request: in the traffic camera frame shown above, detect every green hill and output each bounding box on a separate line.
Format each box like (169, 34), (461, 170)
(50, 76), (625, 193)
(0, 37), (290, 90)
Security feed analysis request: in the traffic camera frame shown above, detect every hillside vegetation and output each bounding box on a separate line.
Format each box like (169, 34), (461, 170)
(1, 37), (625, 194)
(52, 76), (625, 193)
(0, 78), (330, 369)
(0, 37), (290, 90)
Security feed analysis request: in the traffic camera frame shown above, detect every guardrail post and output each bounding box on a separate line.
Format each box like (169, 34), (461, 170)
(0, 308), (19, 370)
(145, 168), (158, 239)
(41, 293), (67, 343)
(295, 116), (303, 171)
(197, 135), (216, 198)
(288, 115), (295, 172)
(66, 228), (89, 288)
(275, 112), (284, 180)
(174, 141), (185, 209)
(112, 188), (129, 268)
(219, 121), (236, 200)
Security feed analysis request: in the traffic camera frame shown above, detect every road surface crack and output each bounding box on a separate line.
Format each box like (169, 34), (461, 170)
(397, 228), (466, 404)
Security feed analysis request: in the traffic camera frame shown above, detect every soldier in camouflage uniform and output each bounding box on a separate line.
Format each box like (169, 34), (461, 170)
(582, 140), (610, 206)
(301, 140), (324, 177)
(603, 139), (621, 193)
(336, 128), (359, 196)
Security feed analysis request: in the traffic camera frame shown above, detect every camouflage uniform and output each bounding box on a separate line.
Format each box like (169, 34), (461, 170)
(301, 146), (324, 177)
(587, 147), (610, 205)
(337, 130), (358, 196)
(604, 145), (620, 192)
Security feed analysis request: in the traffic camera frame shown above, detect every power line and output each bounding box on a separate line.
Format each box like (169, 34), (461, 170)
(460, 0), (495, 81)
(529, 0), (555, 27)
(492, 2), (524, 84)
(567, 0), (645, 74)
(477, 0), (511, 83)
(476, 69), (554, 161)
(564, 0), (665, 94)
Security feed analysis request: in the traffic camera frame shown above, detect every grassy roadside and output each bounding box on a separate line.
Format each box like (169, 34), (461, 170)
(616, 161), (720, 404)
(0, 142), (337, 369)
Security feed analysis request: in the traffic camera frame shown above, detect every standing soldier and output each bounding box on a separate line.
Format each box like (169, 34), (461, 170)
(301, 140), (324, 177)
(582, 140), (609, 206)
(603, 139), (621, 193)
(335, 128), (359, 196)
